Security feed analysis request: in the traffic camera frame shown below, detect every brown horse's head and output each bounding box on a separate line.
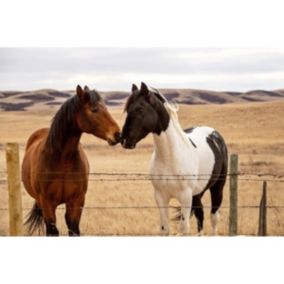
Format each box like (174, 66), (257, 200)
(76, 85), (121, 145)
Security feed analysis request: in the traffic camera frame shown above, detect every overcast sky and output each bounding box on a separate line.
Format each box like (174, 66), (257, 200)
(1, 48), (284, 92)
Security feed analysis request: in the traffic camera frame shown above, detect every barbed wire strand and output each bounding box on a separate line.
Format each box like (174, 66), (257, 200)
(1, 175), (284, 182)
(0, 205), (284, 211)
(1, 171), (284, 182)
(1, 179), (284, 183)
(1, 170), (284, 177)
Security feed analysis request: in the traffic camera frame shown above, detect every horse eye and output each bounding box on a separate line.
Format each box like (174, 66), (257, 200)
(91, 106), (99, 113)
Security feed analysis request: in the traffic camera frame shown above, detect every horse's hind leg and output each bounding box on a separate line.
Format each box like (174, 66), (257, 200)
(192, 195), (204, 236)
(65, 196), (85, 236)
(40, 198), (59, 236)
(209, 177), (226, 236)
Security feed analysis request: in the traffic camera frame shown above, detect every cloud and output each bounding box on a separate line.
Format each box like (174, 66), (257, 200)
(0, 48), (284, 91)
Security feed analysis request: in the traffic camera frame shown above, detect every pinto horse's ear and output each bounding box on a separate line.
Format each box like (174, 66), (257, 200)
(131, 84), (138, 92)
(141, 82), (155, 104)
(140, 82), (149, 96)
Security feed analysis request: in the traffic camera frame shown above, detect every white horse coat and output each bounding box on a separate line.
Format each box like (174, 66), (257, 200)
(149, 103), (224, 235)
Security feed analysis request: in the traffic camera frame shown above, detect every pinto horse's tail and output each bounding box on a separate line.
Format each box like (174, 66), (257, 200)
(172, 206), (182, 221)
(25, 202), (44, 235)
(171, 206), (194, 221)
(172, 196), (203, 221)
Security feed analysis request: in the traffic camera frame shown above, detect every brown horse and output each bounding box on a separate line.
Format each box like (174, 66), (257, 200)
(22, 85), (121, 236)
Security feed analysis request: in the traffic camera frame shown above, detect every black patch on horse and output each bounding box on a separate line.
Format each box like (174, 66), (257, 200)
(184, 127), (195, 133)
(191, 130), (228, 230)
(122, 87), (170, 148)
(149, 88), (167, 103)
(184, 127), (197, 148)
(205, 131), (227, 190)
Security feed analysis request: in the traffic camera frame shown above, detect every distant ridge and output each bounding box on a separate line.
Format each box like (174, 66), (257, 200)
(1, 88), (284, 111)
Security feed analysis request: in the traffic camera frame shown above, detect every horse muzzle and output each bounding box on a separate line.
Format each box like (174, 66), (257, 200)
(121, 139), (136, 149)
(107, 132), (121, 146)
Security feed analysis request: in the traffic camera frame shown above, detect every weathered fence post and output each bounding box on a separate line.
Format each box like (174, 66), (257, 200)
(5, 143), (23, 236)
(258, 181), (267, 236)
(229, 154), (238, 236)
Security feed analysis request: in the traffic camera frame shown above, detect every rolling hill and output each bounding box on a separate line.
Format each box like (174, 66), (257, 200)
(1, 88), (284, 111)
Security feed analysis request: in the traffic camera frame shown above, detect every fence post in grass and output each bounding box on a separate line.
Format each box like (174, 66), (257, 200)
(258, 181), (267, 236)
(5, 143), (23, 236)
(229, 153), (238, 236)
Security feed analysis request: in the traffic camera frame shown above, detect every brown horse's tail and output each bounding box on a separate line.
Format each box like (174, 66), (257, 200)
(25, 202), (44, 235)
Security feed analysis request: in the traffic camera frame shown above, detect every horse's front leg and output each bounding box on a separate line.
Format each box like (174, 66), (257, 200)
(40, 197), (59, 236)
(179, 189), (192, 236)
(154, 189), (170, 236)
(65, 195), (85, 236)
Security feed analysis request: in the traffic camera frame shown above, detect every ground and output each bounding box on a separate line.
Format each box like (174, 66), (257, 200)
(0, 101), (284, 236)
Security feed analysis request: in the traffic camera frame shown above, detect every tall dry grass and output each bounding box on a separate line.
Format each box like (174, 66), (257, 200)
(0, 101), (284, 236)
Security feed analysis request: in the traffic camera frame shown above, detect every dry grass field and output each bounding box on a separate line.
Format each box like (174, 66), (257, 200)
(0, 101), (284, 236)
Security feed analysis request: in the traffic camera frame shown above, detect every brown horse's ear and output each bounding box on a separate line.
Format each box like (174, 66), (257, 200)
(76, 85), (84, 99)
(131, 84), (138, 92)
(77, 85), (90, 102)
(140, 82), (149, 96)
(84, 85), (90, 92)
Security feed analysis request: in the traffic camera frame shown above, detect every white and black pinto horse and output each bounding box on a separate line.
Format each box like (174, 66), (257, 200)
(121, 82), (228, 236)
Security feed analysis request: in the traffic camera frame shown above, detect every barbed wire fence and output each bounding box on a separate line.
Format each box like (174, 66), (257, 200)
(1, 144), (284, 236)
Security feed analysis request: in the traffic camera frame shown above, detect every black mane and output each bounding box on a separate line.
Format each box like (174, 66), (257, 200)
(149, 87), (167, 103)
(46, 91), (101, 153)
(46, 96), (81, 153)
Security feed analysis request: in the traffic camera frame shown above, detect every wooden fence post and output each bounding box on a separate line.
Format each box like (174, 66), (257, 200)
(258, 181), (267, 236)
(229, 154), (238, 236)
(5, 143), (23, 236)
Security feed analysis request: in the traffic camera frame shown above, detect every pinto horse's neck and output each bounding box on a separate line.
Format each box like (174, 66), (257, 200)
(152, 107), (191, 161)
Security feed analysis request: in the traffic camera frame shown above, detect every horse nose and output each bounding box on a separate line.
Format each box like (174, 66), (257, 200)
(107, 131), (121, 146)
(114, 131), (121, 143)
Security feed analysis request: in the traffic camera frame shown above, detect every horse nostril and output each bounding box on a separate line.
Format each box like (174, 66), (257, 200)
(114, 132), (121, 142)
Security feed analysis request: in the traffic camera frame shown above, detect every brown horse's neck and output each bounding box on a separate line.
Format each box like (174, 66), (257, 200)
(46, 96), (83, 159)
(61, 134), (82, 159)
(46, 130), (82, 160)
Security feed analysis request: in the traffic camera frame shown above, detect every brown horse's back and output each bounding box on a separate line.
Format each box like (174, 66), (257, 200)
(22, 128), (50, 199)
(25, 128), (49, 150)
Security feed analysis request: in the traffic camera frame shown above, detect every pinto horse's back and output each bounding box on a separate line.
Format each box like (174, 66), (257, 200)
(184, 126), (228, 184)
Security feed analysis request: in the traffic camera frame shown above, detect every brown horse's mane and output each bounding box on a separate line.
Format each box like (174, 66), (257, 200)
(46, 91), (101, 154)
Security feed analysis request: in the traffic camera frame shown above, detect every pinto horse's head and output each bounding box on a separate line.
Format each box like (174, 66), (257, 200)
(76, 85), (121, 145)
(121, 82), (170, 149)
